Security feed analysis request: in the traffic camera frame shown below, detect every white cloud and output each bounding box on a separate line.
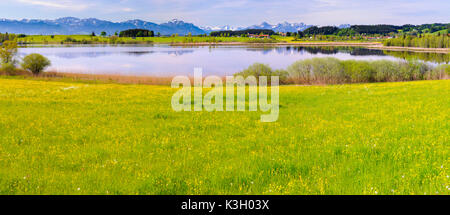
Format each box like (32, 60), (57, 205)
(5, 0), (449, 26)
(212, 1), (249, 9)
(18, 0), (90, 11)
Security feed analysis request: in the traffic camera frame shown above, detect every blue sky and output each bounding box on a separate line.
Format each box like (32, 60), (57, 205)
(0, 0), (449, 27)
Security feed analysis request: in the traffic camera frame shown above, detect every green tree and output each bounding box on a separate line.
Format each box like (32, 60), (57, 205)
(101, 31), (107, 37)
(0, 40), (18, 75)
(21, 53), (51, 75)
(0, 40), (18, 64)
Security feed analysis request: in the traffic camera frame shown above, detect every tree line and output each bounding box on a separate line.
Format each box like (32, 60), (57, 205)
(0, 33), (26, 43)
(383, 34), (450, 48)
(301, 23), (449, 36)
(119, 29), (154, 37)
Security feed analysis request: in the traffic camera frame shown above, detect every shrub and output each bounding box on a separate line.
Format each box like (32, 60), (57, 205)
(409, 60), (432, 80)
(287, 58), (346, 84)
(341, 60), (374, 83)
(396, 60), (432, 81)
(370, 60), (399, 82)
(285, 57), (441, 85)
(21, 53), (51, 75)
(1, 62), (17, 75)
(287, 59), (314, 84)
(310, 58), (345, 83)
(235, 63), (288, 84)
(430, 64), (450, 79)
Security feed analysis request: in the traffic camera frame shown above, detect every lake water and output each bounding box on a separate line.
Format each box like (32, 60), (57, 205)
(18, 45), (449, 76)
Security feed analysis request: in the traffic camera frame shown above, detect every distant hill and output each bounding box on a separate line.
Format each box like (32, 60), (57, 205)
(0, 17), (206, 36)
(0, 17), (316, 35)
(202, 22), (313, 33)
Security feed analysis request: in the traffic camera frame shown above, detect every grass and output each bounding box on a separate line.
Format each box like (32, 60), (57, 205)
(8, 72), (176, 85)
(17, 35), (382, 45)
(271, 35), (376, 43)
(0, 78), (448, 195)
(17, 35), (279, 45)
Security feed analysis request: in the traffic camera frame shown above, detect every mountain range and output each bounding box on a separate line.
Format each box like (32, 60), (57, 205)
(0, 17), (348, 35)
(200, 22), (315, 33)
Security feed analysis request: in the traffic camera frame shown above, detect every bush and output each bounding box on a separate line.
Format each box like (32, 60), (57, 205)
(341, 60), (374, 83)
(285, 57), (441, 85)
(21, 54), (51, 75)
(311, 58), (345, 83)
(396, 60), (432, 81)
(1, 62), (17, 75)
(370, 60), (399, 82)
(287, 58), (347, 84)
(235, 63), (288, 84)
(287, 59), (314, 84)
(430, 64), (450, 79)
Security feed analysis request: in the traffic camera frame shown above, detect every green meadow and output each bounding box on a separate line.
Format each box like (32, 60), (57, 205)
(17, 35), (277, 44)
(16, 35), (379, 45)
(0, 78), (448, 195)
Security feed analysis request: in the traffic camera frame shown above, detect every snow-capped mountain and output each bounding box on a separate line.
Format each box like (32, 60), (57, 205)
(246, 22), (275, 30)
(0, 17), (344, 35)
(241, 22), (312, 32)
(160, 19), (205, 35)
(272, 22), (312, 32)
(202, 22), (313, 33)
(0, 17), (205, 36)
(200, 25), (241, 32)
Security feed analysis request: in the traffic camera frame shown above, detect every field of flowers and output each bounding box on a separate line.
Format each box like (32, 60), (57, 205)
(0, 78), (448, 195)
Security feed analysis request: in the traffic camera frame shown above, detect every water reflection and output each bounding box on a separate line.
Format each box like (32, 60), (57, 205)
(18, 48), (195, 59)
(383, 51), (450, 64)
(17, 45), (448, 76)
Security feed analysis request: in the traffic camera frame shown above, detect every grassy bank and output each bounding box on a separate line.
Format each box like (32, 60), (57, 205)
(17, 35), (278, 45)
(0, 78), (448, 195)
(0, 71), (176, 85)
(16, 35), (384, 45)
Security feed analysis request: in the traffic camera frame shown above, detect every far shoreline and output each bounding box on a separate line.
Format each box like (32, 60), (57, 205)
(19, 41), (450, 53)
(170, 42), (450, 53)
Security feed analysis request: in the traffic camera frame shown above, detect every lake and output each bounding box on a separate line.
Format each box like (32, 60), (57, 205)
(18, 45), (449, 76)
